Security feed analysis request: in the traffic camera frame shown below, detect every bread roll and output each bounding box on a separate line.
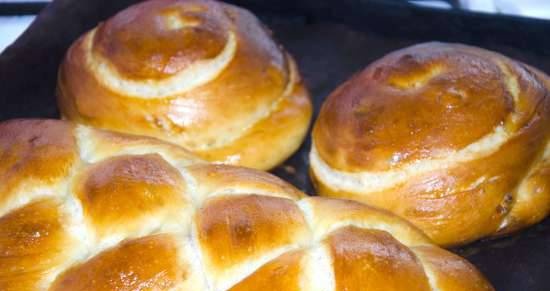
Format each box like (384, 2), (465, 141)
(57, 0), (312, 170)
(0, 119), (492, 290)
(311, 42), (550, 246)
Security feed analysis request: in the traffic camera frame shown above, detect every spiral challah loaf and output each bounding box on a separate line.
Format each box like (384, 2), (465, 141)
(0, 119), (493, 290)
(57, 0), (312, 170)
(311, 42), (550, 246)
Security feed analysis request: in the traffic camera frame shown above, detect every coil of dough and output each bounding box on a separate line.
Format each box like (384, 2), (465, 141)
(0, 119), (493, 290)
(310, 42), (550, 246)
(57, 0), (312, 171)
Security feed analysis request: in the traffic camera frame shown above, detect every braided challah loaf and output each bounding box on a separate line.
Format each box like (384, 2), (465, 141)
(0, 119), (493, 290)
(311, 42), (550, 246)
(57, 0), (312, 171)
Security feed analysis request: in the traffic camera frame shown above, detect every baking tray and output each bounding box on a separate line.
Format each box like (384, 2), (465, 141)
(1, 0), (550, 290)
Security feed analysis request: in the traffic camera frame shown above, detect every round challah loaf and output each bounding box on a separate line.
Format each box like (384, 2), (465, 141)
(0, 119), (493, 290)
(310, 42), (550, 246)
(57, 0), (312, 170)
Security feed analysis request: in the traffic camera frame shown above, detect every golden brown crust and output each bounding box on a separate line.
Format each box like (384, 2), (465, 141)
(499, 148), (550, 233)
(0, 119), (78, 213)
(326, 226), (431, 291)
(193, 73), (312, 169)
(311, 42), (550, 246)
(50, 234), (185, 291)
(0, 199), (76, 291)
(0, 119), (493, 290)
(301, 196), (432, 246)
(314, 42), (544, 172)
(187, 163), (305, 201)
(74, 154), (191, 239)
(228, 250), (305, 291)
(94, 0), (229, 79)
(413, 246), (494, 291)
(57, 0), (311, 170)
(196, 195), (310, 270)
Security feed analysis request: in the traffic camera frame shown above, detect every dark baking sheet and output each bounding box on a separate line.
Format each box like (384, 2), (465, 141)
(1, 0), (550, 290)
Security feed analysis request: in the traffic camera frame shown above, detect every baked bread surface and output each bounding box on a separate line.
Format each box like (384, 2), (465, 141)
(0, 119), (492, 290)
(311, 42), (550, 246)
(57, 0), (312, 170)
